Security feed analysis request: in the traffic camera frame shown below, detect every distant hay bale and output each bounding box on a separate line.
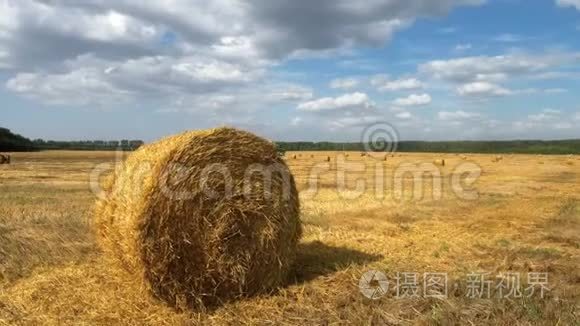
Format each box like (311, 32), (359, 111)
(460, 155), (468, 160)
(326, 156), (331, 162)
(538, 161), (545, 165)
(292, 154), (297, 159)
(310, 154), (314, 158)
(361, 153), (367, 157)
(433, 159), (445, 166)
(0, 154), (10, 164)
(566, 160), (574, 166)
(95, 127), (302, 309)
(492, 155), (503, 163)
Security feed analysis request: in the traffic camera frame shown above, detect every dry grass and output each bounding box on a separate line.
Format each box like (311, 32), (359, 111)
(0, 151), (579, 325)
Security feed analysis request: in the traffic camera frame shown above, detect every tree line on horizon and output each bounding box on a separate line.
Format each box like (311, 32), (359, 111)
(275, 139), (580, 155)
(2, 127), (580, 154)
(0, 128), (144, 152)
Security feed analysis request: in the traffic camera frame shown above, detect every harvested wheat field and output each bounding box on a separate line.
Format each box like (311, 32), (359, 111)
(1, 150), (579, 325)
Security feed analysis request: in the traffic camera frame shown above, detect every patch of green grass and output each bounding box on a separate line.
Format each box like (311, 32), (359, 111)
(523, 301), (543, 321)
(519, 247), (562, 260)
(496, 238), (511, 247)
(554, 198), (579, 223)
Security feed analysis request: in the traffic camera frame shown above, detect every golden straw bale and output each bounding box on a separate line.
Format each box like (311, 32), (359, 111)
(95, 127), (301, 310)
(433, 159), (445, 166)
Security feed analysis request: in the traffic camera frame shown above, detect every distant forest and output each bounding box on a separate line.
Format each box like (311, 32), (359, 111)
(0, 128), (143, 152)
(0, 128), (36, 151)
(275, 139), (580, 155)
(2, 127), (580, 154)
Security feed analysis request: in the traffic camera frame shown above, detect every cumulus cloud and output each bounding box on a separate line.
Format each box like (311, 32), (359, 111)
(528, 109), (561, 122)
(438, 110), (482, 121)
(392, 93), (432, 106)
(395, 111), (413, 119)
(6, 69), (130, 106)
(6, 54), (265, 105)
(456, 82), (512, 97)
(556, 0), (580, 10)
(492, 33), (525, 43)
(297, 92), (373, 112)
(330, 78), (360, 90)
(0, 0), (487, 117)
(247, 0), (484, 59)
(454, 43), (472, 51)
(372, 76), (424, 91)
(511, 108), (579, 133)
(419, 53), (580, 83)
(0, 0), (486, 70)
(267, 86), (314, 102)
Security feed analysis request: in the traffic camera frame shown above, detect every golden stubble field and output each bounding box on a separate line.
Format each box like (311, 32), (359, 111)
(0, 150), (579, 325)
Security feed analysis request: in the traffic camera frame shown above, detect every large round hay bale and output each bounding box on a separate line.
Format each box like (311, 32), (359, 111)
(95, 127), (301, 309)
(0, 154), (5, 164)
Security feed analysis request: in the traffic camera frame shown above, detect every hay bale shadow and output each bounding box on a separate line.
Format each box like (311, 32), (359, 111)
(288, 241), (382, 285)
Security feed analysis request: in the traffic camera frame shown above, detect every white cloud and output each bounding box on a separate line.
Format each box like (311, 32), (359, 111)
(557, 0), (580, 10)
(373, 77), (424, 91)
(493, 33), (525, 43)
(330, 78), (359, 90)
(395, 111), (413, 119)
(438, 110), (482, 121)
(5, 69), (130, 106)
(512, 108), (577, 132)
(456, 82), (512, 97)
(267, 86), (314, 102)
(553, 122), (573, 129)
(0, 0), (487, 70)
(528, 109), (561, 122)
(454, 43), (472, 51)
(297, 92), (373, 112)
(543, 88), (568, 94)
(0, 0), (487, 115)
(290, 117), (303, 126)
(6, 55), (265, 106)
(392, 93), (432, 106)
(420, 53), (580, 83)
(437, 27), (457, 34)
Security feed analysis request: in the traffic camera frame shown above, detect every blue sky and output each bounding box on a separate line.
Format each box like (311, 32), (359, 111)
(1, 0), (580, 142)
